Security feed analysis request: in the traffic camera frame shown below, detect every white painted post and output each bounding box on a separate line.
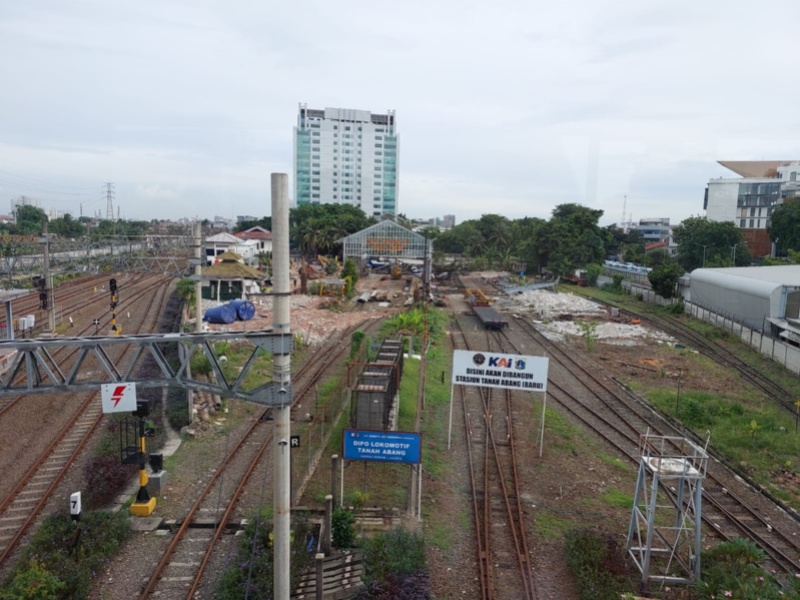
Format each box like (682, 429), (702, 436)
(447, 381), (455, 450)
(538, 392), (547, 458)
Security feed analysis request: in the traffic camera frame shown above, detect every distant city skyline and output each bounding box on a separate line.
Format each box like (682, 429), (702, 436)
(1, 2), (798, 227)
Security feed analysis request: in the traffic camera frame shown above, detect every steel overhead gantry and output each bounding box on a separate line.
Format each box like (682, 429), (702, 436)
(0, 330), (293, 406)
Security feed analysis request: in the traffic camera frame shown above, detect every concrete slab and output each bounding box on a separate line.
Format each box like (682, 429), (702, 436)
(128, 516), (163, 532)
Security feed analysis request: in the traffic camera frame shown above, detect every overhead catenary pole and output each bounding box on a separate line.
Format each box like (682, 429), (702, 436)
(41, 222), (55, 332)
(271, 173), (292, 600)
(186, 222), (203, 423)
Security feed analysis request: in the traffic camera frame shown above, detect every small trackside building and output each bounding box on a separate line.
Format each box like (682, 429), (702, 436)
(689, 266), (800, 340)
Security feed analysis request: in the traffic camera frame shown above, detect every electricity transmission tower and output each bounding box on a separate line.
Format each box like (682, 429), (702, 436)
(104, 182), (115, 221)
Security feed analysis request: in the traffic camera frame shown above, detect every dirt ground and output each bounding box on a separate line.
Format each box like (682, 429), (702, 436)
(198, 270), (413, 345)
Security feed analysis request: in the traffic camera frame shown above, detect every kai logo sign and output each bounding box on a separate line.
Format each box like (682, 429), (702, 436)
(455, 350), (548, 392)
(472, 353), (527, 370)
(101, 382), (137, 413)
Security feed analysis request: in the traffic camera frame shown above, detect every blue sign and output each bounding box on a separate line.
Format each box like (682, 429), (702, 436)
(343, 430), (421, 464)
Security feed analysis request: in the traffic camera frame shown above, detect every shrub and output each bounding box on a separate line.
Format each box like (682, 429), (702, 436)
(332, 507), (356, 548)
(361, 527), (426, 588)
(166, 385), (190, 430)
(4, 511), (131, 600)
(0, 559), (65, 600)
(678, 398), (713, 428)
(694, 538), (790, 600)
(564, 528), (632, 600)
(82, 455), (137, 509)
(350, 330), (366, 359)
(664, 299), (685, 315)
(218, 512), (315, 600)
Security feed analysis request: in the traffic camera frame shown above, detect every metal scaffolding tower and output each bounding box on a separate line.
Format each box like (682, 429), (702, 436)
(627, 433), (709, 586)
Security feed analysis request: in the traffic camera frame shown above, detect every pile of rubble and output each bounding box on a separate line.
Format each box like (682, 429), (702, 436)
(511, 289), (607, 320)
(509, 289), (675, 346)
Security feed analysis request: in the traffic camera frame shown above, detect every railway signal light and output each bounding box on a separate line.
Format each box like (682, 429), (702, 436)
(39, 291), (48, 310)
(110, 278), (117, 293)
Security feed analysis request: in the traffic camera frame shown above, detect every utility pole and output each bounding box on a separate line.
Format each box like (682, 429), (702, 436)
(272, 173), (292, 600)
(186, 222), (203, 424)
(40, 222), (55, 332)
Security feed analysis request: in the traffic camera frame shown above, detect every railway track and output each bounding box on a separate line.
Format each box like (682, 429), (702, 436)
(0, 272), (159, 418)
(138, 317), (381, 599)
(503, 314), (800, 577)
(0, 273), (123, 336)
(451, 315), (537, 600)
(0, 275), (175, 565)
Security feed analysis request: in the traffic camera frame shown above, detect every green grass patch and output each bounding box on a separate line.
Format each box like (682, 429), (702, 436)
(425, 521), (453, 551)
(646, 387), (800, 510)
(533, 511), (574, 540)
(530, 399), (586, 452)
(601, 488), (633, 509)
(596, 453), (632, 472)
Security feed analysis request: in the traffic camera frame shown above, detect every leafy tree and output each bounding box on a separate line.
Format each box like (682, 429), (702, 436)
(14, 204), (48, 234)
(434, 221), (481, 255)
(392, 213), (414, 230)
(599, 226), (644, 261)
(532, 204), (605, 276)
(644, 249), (670, 268)
(767, 200), (800, 254)
(176, 278), (196, 307)
(234, 217), (272, 232)
(586, 263), (603, 286)
(88, 219), (150, 241)
(289, 204), (374, 256)
(48, 213), (85, 238)
(417, 226), (440, 241)
(673, 216), (751, 271)
(647, 259), (684, 298)
(622, 243), (645, 264)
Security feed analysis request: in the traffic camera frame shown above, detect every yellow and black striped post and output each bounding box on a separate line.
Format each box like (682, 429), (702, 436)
(130, 402), (156, 516)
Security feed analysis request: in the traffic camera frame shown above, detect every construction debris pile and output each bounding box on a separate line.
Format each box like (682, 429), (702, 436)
(509, 289), (676, 346)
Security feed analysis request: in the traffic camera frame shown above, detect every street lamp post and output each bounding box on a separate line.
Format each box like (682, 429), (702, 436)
(701, 244), (710, 268)
(731, 243), (743, 266)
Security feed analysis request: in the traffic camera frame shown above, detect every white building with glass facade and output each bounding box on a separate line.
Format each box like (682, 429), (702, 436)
(704, 160), (800, 257)
(294, 105), (398, 217)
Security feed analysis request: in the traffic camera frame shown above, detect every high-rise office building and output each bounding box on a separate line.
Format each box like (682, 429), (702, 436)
(294, 105), (398, 217)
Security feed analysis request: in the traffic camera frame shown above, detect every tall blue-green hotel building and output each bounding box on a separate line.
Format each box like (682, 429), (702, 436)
(294, 105), (398, 217)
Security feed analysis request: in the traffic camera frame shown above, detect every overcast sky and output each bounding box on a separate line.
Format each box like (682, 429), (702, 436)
(1, 1), (798, 227)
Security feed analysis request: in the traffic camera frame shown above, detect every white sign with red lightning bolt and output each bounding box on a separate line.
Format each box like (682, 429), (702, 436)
(100, 382), (137, 413)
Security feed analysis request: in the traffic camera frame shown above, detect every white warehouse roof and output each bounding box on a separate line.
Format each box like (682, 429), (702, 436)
(689, 266), (800, 332)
